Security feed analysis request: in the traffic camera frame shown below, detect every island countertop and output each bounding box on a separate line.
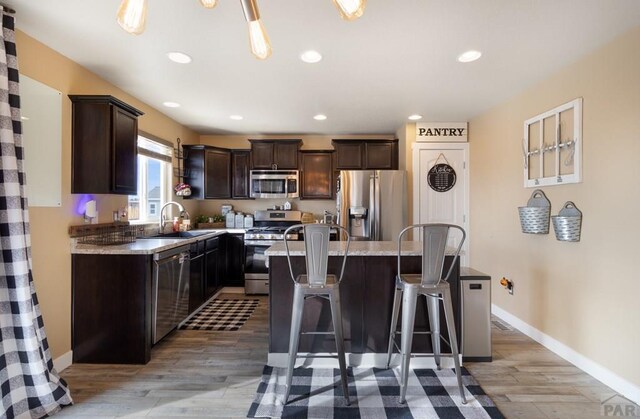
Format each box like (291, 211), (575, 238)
(265, 240), (458, 257)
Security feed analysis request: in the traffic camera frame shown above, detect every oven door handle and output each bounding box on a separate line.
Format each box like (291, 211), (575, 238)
(244, 240), (280, 246)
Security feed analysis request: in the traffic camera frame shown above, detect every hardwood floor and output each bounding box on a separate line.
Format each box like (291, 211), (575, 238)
(57, 293), (624, 418)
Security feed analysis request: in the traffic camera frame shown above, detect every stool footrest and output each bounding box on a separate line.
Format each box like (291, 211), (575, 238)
(300, 331), (336, 336)
(295, 354), (339, 359)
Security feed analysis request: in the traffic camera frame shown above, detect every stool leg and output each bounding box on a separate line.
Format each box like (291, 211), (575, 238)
(284, 286), (305, 405)
(329, 288), (351, 406)
(425, 294), (441, 370)
(442, 287), (467, 404)
(386, 284), (402, 369)
(399, 286), (418, 404)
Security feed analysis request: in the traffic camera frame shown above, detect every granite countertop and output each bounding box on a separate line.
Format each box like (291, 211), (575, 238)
(265, 241), (459, 257)
(71, 230), (229, 255)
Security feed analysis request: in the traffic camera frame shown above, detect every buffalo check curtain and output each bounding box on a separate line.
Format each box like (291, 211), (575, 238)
(0, 8), (72, 418)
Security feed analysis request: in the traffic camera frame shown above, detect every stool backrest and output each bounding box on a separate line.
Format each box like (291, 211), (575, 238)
(397, 223), (465, 286)
(284, 224), (351, 287)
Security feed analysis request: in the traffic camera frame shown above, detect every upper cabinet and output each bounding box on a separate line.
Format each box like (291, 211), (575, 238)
(300, 150), (334, 200)
(183, 145), (231, 199)
(69, 95), (144, 195)
(332, 139), (399, 170)
(231, 150), (251, 199)
(249, 140), (301, 169)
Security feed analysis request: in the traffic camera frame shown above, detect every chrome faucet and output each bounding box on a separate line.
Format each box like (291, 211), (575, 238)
(159, 201), (185, 233)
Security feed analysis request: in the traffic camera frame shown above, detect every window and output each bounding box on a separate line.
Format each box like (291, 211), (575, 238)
(128, 135), (173, 222)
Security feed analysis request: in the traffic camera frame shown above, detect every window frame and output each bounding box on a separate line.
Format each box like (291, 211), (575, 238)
(128, 134), (173, 224)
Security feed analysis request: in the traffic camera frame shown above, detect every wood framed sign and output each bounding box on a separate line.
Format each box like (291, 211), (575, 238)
(523, 98), (582, 188)
(416, 122), (468, 142)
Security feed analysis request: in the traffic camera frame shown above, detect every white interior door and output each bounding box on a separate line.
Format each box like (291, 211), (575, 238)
(413, 143), (470, 266)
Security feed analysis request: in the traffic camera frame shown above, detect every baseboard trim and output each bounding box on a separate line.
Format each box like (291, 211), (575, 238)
(53, 351), (72, 372)
(491, 304), (640, 405)
(268, 352), (462, 369)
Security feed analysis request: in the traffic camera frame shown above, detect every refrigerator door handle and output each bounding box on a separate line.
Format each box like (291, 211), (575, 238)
(374, 172), (381, 240)
(369, 174), (376, 240)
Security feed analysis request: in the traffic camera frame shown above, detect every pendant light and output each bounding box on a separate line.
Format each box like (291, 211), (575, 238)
(333, 0), (366, 21)
(240, 0), (272, 60)
(116, 0), (148, 35)
(199, 0), (217, 8)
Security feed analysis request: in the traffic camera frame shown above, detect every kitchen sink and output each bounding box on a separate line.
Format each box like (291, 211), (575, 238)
(140, 231), (214, 239)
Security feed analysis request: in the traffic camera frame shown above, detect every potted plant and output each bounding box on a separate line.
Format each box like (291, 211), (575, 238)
(194, 214), (225, 229)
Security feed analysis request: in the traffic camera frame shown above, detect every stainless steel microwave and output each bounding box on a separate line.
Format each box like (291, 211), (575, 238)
(250, 170), (299, 199)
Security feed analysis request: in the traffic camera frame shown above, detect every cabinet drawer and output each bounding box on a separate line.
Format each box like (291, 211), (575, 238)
(206, 237), (219, 251)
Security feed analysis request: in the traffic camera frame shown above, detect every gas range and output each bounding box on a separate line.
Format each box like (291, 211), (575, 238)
(244, 227), (299, 241)
(244, 210), (302, 295)
(244, 210), (302, 241)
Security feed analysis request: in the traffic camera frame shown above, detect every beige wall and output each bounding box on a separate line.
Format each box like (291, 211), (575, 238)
(17, 31), (200, 359)
(469, 26), (640, 387)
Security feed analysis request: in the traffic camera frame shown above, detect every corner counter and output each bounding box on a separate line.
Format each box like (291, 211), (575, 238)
(266, 241), (461, 367)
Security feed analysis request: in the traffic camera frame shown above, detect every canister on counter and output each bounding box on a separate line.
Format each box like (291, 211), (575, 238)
(235, 212), (245, 229)
(225, 211), (236, 228)
(244, 214), (254, 229)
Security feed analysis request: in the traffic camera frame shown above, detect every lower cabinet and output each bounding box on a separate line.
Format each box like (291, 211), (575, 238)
(224, 233), (245, 286)
(189, 241), (205, 313)
(204, 237), (220, 299)
(72, 254), (152, 364)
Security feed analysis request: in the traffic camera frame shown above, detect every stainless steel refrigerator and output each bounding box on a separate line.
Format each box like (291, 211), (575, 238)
(336, 170), (407, 241)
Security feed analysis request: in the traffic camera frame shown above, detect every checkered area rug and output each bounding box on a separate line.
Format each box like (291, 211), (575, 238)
(248, 365), (504, 418)
(179, 299), (259, 331)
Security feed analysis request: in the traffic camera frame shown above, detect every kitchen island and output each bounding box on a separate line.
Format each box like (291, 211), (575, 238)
(265, 241), (462, 368)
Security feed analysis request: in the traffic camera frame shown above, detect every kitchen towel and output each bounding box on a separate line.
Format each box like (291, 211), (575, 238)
(179, 298), (259, 331)
(248, 365), (504, 419)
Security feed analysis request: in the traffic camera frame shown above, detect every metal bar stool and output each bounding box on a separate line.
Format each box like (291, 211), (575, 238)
(282, 223), (351, 405)
(385, 223), (467, 404)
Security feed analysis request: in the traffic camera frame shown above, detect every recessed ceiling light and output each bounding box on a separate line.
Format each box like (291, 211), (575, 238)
(230, 115), (244, 120)
(408, 114), (422, 121)
(300, 50), (322, 64)
(163, 101), (181, 108)
(313, 114), (327, 121)
(457, 50), (482, 63)
(167, 52), (192, 64)
(21, 116), (29, 121)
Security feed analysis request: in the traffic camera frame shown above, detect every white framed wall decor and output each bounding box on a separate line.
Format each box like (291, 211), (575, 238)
(523, 98), (582, 188)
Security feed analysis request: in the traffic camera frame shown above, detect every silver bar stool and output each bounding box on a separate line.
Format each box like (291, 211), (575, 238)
(282, 223), (351, 405)
(385, 223), (467, 404)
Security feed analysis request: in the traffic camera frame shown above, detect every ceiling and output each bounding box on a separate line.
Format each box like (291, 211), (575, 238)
(8, 0), (640, 135)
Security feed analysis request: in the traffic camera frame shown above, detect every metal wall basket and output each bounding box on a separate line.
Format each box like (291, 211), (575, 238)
(518, 189), (551, 234)
(552, 201), (582, 242)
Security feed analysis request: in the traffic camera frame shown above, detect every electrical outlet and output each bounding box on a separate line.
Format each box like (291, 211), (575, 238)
(500, 277), (514, 295)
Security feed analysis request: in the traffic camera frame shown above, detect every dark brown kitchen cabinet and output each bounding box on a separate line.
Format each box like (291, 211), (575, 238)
(72, 254), (152, 364)
(333, 141), (364, 169)
(223, 233), (245, 286)
(69, 95), (144, 195)
(332, 139), (399, 170)
(183, 145), (231, 199)
(249, 140), (301, 169)
(231, 150), (251, 199)
(300, 151), (334, 199)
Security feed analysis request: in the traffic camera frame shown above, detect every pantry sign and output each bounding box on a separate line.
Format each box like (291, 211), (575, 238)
(416, 122), (468, 142)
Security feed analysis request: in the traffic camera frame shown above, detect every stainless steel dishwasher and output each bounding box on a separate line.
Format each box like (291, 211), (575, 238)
(152, 245), (190, 344)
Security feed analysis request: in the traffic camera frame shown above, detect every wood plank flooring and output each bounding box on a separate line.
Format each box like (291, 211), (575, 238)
(56, 293), (626, 418)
